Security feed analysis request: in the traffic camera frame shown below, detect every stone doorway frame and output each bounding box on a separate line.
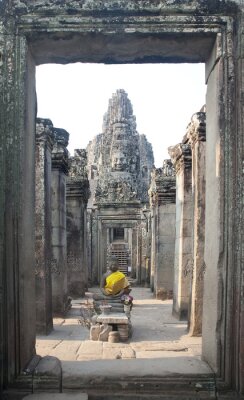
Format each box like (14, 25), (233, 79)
(0, 1), (243, 396)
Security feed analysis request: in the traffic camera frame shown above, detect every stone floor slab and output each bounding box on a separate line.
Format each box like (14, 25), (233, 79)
(102, 345), (135, 359)
(76, 340), (103, 360)
(48, 341), (82, 361)
(36, 287), (210, 391)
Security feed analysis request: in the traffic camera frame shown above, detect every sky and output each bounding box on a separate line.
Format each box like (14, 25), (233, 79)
(36, 63), (206, 167)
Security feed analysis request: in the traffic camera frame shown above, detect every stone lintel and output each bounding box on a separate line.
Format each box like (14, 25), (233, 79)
(168, 143), (192, 173)
(94, 200), (141, 208)
(152, 178), (176, 205)
(187, 112), (206, 146)
(52, 152), (69, 174)
(66, 179), (90, 202)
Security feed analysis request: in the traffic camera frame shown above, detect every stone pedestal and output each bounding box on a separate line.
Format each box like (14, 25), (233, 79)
(169, 143), (193, 320)
(96, 313), (129, 341)
(51, 128), (69, 316)
(35, 118), (54, 334)
(149, 160), (176, 299)
(66, 149), (90, 297)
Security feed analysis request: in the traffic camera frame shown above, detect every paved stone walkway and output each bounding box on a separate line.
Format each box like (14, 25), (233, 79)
(36, 287), (210, 374)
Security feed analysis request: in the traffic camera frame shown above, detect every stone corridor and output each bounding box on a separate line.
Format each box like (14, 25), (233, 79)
(35, 287), (213, 396)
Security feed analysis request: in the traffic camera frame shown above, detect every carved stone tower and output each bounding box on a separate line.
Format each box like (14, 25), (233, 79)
(87, 89), (154, 283)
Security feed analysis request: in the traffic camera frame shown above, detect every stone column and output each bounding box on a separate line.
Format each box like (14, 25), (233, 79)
(187, 111), (206, 336)
(51, 128), (69, 316)
(149, 161), (176, 300)
(140, 209), (151, 286)
(35, 118), (54, 334)
(66, 149), (90, 297)
(149, 200), (156, 292)
(169, 143), (193, 320)
(131, 227), (138, 279)
(86, 209), (93, 285)
(0, 27), (38, 380)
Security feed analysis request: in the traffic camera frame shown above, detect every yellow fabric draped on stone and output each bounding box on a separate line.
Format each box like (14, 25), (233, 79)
(104, 270), (129, 295)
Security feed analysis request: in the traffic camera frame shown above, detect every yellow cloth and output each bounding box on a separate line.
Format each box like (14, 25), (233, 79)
(104, 270), (129, 295)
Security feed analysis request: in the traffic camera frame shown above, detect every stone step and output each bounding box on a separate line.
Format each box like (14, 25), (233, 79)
(80, 376), (216, 399)
(23, 394), (88, 400)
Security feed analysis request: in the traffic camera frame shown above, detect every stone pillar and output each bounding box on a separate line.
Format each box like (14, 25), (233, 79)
(51, 128), (69, 316)
(187, 111), (206, 336)
(140, 209), (151, 286)
(169, 143), (193, 320)
(86, 209), (93, 285)
(136, 227), (142, 284)
(131, 227), (138, 279)
(150, 201), (156, 292)
(35, 118), (54, 334)
(66, 149), (90, 297)
(149, 160), (176, 300)
(0, 26), (37, 381)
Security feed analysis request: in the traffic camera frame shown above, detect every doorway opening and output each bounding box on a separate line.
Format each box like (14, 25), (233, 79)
(33, 64), (208, 374)
(3, 10), (239, 394)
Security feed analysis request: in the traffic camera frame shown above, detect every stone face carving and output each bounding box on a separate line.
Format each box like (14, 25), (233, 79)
(87, 89), (153, 205)
(86, 89), (154, 284)
(111, 149), (127, 172)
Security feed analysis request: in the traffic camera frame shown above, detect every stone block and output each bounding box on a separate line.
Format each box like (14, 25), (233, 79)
(98, 324), (112, 341)
(90, 324), (101, 340)
(117, 324), (129, 341)
(108, 331), (120, 343)
(33, 356), (62, 392)
(96, 313), (129, 325)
